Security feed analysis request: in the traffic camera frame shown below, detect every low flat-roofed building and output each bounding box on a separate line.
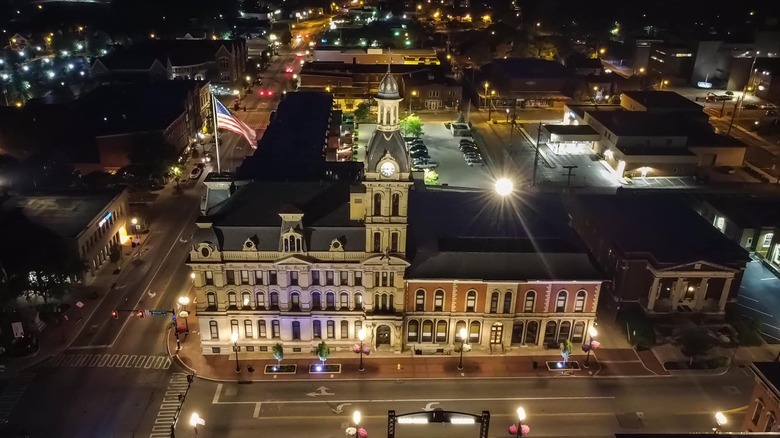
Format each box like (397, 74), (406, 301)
(0, 188), (131, 278)
(311, 47), (440, 65)
(620, 90), (705, 115)
(405, 189), (605, 352)
(489, 58), (576, 109)
(567, 194), (750, 315)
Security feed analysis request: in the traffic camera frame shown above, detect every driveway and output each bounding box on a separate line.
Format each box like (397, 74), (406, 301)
(738, 259), (780, 343)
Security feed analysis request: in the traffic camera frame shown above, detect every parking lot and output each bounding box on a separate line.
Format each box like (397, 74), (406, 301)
(356, 123), (493, 189)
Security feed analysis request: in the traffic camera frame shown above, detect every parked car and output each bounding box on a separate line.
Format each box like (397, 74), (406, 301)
(465, 157), (484, 166)
(413, 157), (438, 166)
(760, 103), (778, 110)
(408, 140), (425, 147)
(459, 144), (478, 152)
(743, 103), (759, 110)
(459, 139), (476, 146)
(410, 150), (431, 159)
(189, 166), (203, 179)
(410, 145), (428, 153)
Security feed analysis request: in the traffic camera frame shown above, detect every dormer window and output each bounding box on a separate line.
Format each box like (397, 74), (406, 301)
(197, 243), (213, 258)
(282, 231), (303, 253)
(243, 238), (257, 251)
(329, 238), (344, 252)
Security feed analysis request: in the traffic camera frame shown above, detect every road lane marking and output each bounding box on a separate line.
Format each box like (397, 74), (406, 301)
(737, 302), (773, 317)
(761, 277), (779, 281)
(149, 373), (191, 438)
(0, 375), (35, 423)
(253, 403), (263, 418)
(739, 295), (759, 302)
(215, 395), (615, 406)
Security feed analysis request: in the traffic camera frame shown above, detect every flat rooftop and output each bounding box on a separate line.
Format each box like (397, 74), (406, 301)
(704, 195), (780, 228)
(622, 91), (704, 111)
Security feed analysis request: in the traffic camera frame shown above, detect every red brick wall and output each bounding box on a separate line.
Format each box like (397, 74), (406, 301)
(743, 380), (780, 432)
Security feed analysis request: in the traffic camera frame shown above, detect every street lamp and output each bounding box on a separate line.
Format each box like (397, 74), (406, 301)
(353, 410), (361, 428)
(714, 411), (727, 433)
(515, 406), (527, 437)
(178, 296), (190, 333)
(457, 327), (467, 370)
(495, 177), (514, 197)
(358, 328), (366, 371)
(130, 217), (140, 240)
(483, 82), (489, 110)
(505, 108), (510, 123)
(488, 89), (496, 121)
(231, 331), (240, 373)
(584, 326), (598, 367)
(408, 90), (417, 114)
(190, 412), (204, 438)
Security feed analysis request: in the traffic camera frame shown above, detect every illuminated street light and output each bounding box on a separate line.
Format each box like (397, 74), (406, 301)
(231, 331), (240, 373)
(714, 411), (727, 433)
(189, 412), (205, 437)
(599, 48), (606, 55)
(358, 328), (366, 371)
(514, 407), (527, 437)
(584, 326), (598, 367)
(495, 178), (513, 197)
(457, 327), (468, 370)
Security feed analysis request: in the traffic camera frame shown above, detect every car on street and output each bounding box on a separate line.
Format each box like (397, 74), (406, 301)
(410, 150), (431, 159)
(412, 162), (438, 170)
(202, 153), (213, 163)
(409, 145), (428, 153)
(258, 90), (275, 97)
(761, 103), (778, 110)
(706, 92), (732, 102)
(743, 103), (759, 110)
(465, 156), (484, 166)
(408, 139), (425, 147)
(189, 166), (203, 180)
(460, 144), (478, 152)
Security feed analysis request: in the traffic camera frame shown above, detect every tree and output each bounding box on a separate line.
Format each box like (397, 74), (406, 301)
(280, 30), (292, 45)
(272, 343), (284, 364)
(400, 115), (424, 138)
(316, 341), (330, 364)
(353, 102), (371, 124)
(560, 339), (573, 366)
(423, 169), (439, 185)
(109, 243), (122, 272)
(675, 327), (718, 366)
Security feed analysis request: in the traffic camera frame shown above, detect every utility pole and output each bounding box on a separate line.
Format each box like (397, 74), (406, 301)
(562, 165), (578, 189)
(532, 122), (542, 186)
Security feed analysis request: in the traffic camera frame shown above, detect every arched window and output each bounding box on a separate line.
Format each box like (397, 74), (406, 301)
(466, 290), (477, 312)
(390, 232), (399, 252)
(455, 320), (467, 337)
(313, 320), (322, 338)
(255, 292), (266, 309)
(381, 293), (389, 310)
(558, 321), (571, 342)
(543, 321), (558, 344)
(503, 292), (513, 313)
(373, 193), (382, 216)
(511, 321), (524, 344)
(206, 292), (217, 309)
(421, 320), (433, 342)
(325, 292), (335, 310)
(415, 289), (425, 311)
(391, 193), (400, 216)
(574, 290), (587, 312)
(469, 321), (481, 343)
(227, 292), (237, 309)
(407, 320), (419, 342)
(525, 321), (539, 344)
(765, 413), (776, 432)
(241, 292), (251, 309)
(339, 292), (349, 309)
(389, 293), (395, 312)
(374, 293), (381, 311)
(311, 292), (321, 310)
(354, 293), (363, 310)
(244, 320), (253, 338)
(281, 232), (302, 252)
(524, 291), (536, 312)
(434, 289), (444, 311)
(572, 321), (586, 343)
(556, 290), (568, 312)
(373, 231), (382, 252)
(435, 320), (448, 343)
(290, 292), (300, 311)
(270, 291), (279, 309)
(490, 291), (499, 313)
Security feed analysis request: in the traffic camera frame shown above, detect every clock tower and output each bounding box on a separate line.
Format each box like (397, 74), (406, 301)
(363, 65), (412, 256)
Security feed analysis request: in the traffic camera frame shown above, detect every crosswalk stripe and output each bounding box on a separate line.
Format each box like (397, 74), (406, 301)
(127, 355), (138, 367)
(107, 355), (120, 367)
(42, 353), (170, 370)
(116, 354), (129, 367)
(98, 354), (111, 367)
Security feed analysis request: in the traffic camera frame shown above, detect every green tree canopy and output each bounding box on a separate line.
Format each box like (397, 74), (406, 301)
(353, 102), (371, 124)
(400, 115), (424, 138)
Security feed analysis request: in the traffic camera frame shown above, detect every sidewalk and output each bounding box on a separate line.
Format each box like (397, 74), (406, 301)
(1, 228), (151, 375)
(168, 306), (667, 382)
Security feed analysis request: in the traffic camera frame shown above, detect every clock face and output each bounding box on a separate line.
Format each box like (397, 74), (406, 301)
(380, 162), (396, 177)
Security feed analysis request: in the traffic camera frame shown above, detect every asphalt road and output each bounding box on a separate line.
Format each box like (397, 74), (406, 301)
(738, 259), (780, 343)
(166, 369), (755, 438)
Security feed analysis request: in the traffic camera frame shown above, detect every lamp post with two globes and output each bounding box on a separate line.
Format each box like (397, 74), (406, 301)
(190, 412), (205, 438)
(178, 296), (190, 334)
(358, 328), (366, 371)
(584, 326), (598, 367)
(231, 331), (240, 373)
(457, 327), (468, 370)
(714, 411), (727, 434)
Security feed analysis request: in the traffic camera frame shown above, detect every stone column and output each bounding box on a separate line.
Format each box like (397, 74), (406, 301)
(537, 321), (545, 347)
(719, 277), (733, 312)
(647, 277), (660, 311)
(694, 278), (708, 311)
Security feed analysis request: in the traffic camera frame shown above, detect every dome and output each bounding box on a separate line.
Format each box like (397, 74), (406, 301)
(377, 66), (400, 100)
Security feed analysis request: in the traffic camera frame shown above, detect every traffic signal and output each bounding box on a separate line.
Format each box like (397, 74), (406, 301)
(111, 310), (118, 319)
(136, 310), (145, 318)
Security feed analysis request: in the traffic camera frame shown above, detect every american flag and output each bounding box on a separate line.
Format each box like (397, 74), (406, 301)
(215, 99), (257, 148)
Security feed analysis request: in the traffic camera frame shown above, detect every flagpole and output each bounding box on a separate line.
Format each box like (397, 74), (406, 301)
(211, 91), (221, 173)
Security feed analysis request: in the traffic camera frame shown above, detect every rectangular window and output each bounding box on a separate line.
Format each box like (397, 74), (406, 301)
(269, 270), (277, 285)
(391, 233), (399, 252)
(244, 320), (253, 338)
(466, 294), (476, 312)
(291, 294), (300, 310)
(416, 292), (425, 311)
(209, 321), (219, 339)
(258, 320), (267, 338)
(312, 271), (320, 286)
(490, 294), (499, 313)
(230, 320), (239, 335)
(327, 321), (335, 339)
(292, 321), (301, 340)
(205, 271), (214, 285)
(313, 320), (322, 338)
(764, 233), (774, 248)
(524, 294), (534, 312)
(340, 320), (349, 338)
(340, 271), (349, 285)
(340, 293), (349, 308)
(326, 293), (335, 309)
(434, 293), (443, 312)
(240, 270), (249, 285)
(270, 293), (279, 309)
(271, 320), (280, 338)
(207, 293), (217, 308)
(355, 320), (362, 335)
(226, 270), (236, 285)
(381, 272), (388, 287)
(389, 272), (395, 287)
(289, 271), (298, 286)
(326, 271), (334, 285)
(753, 400), (764, 425)
(355, 271), (362, 286)
(373, 272), (380, 287)
(254, 270), (263, 285)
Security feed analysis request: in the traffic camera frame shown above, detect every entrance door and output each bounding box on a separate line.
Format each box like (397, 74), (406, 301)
(376, 325), (391, 347)
(490, 323), (503, 344)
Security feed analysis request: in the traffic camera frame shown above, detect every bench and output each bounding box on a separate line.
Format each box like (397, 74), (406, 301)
(414, 348), (451, 356)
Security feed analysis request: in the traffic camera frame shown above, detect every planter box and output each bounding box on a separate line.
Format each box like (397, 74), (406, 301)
(546, 361), (580, 371)
(308, 364), (341, 374)
(264, 364), (298, 374)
